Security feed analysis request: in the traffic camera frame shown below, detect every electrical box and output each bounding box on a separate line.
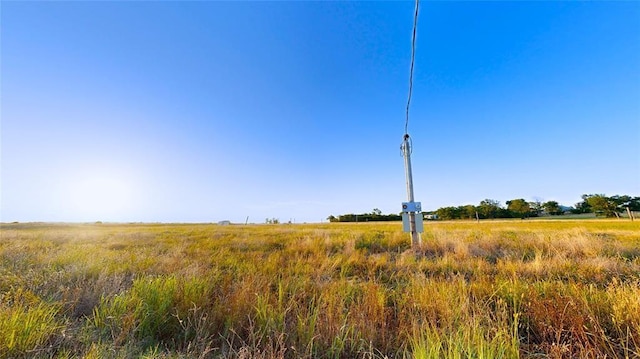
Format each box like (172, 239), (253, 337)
(402, 212), (424, 233)
(401, 201), (422, 213)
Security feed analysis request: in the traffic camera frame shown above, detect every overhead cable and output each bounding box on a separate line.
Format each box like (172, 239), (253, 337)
(404, 0), (419, 136)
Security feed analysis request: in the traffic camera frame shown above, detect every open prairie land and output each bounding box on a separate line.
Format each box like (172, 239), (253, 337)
(0, 220), (638, 358)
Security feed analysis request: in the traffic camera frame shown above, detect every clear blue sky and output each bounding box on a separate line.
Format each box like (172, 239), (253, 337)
(2, 1), (639, 223)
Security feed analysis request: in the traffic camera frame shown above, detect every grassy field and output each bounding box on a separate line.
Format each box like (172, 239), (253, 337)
(0, 220), (638, 358)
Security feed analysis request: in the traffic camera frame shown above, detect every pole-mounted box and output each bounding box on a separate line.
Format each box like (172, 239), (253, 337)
(401, 201), (422, 213)
(402, 213), (424, 233)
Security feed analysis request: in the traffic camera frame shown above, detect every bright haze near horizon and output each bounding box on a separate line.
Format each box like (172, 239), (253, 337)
(2, 1), (639, 223)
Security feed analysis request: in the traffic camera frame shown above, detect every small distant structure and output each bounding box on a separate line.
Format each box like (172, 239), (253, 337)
(424, 214), (438, 220)
(217, 220), (231, 226)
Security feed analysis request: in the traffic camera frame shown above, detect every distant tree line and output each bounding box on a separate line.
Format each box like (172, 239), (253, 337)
(327, 208), (401, 223)
(575, 194), (640, 218)
(327, 194), (639, 222)
(432, 194), (639, 220)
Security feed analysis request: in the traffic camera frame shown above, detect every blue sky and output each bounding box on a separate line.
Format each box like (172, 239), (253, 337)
(2, 1), (639, 223)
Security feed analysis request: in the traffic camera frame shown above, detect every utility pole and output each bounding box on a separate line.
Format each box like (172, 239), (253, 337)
(400, 0), (422, 250)
(401, 134), (422, 249)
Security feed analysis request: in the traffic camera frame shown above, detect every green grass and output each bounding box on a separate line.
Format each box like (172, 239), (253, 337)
(0, 220), (638, 358)
(0, 288), (62, 357)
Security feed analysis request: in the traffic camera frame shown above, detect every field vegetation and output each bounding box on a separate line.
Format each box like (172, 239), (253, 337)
(0, 220), (638, 358)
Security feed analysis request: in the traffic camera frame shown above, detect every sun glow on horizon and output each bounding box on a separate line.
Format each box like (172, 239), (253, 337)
(64, 168), (138, 221)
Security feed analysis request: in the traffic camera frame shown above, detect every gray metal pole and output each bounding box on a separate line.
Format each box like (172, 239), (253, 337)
(402, 134), (421, 248)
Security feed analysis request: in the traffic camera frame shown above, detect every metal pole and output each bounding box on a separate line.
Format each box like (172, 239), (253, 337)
(402, 134), (421, 248)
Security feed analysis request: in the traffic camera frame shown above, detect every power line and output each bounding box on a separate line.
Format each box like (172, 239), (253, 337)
(404, 0), (419, 136)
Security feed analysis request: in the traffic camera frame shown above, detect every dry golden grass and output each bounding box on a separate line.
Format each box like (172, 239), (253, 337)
(0, 220), (638, 358)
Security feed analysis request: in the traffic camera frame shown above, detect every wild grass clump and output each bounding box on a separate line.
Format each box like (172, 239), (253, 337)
(91, 274), (220, 350)
(0, 288), (61, 358)
(0, 220), (638, 358)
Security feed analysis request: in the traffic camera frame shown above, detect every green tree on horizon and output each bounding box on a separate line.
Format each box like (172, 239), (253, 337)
(542, 201), (562, 215)
(506, 199), (530, 218)
(478, 199), (501, 219)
